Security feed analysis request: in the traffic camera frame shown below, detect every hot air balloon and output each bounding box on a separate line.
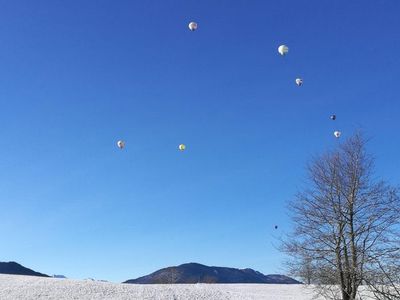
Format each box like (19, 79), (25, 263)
(330, 115), (336, 121)
(334, 131), (341, 138)
(274, 225), (278, 230)
(188, 22), (198, 31)
(278, 45), (289, 56)
(117, 140), (125, 149)
(295, 78), (303, 86)
(179, 144), (186, 151)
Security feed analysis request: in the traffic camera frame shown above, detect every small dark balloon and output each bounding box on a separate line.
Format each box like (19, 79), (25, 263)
(330, 115), (336, 121)
(274, 225), (278, 229)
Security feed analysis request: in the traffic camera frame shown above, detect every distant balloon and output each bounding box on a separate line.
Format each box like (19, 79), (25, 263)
(334, 131), (341, 138)
(295, 78), (303, 86)
(278, 45), (289, 56)
(274, 225), (278, 230)
(188, 22), (198, 31)
(179, 144), (186, 151)
(330, 115), (336, 121)
(117, 140), (125, 149)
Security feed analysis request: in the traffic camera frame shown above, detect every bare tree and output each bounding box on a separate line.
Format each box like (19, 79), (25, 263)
(169, 267), (179, 284)
(283, 133), (400, 300)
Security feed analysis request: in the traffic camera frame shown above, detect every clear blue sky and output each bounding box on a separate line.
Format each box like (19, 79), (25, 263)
(0, 0), (399, 282)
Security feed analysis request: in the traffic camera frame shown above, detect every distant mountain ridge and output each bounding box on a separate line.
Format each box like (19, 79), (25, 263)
(124, 263), (301, 284)
(0, 262), (49, 277)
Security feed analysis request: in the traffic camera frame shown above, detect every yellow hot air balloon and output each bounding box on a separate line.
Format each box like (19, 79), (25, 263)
(179, 144), (186, 151)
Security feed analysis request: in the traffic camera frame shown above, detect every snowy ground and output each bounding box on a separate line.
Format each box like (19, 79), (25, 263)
(0, 274), (374, 300)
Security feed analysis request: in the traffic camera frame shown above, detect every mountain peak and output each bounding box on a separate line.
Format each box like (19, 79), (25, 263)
(124, 263), (300, 284)
(0, 261), (49, 277)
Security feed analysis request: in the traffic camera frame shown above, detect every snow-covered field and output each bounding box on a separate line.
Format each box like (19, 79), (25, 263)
(0, 274), (375, 300)
(0, 274), (317, 300)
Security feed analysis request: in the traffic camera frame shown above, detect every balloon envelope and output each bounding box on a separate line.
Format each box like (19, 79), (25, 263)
(188, 22), (198, 31)
(278, 45), (289, 56)
(179, 144), (186, 151)
(117, 140), (125, 149)
(295, 78), (303, 86)
(330, 115), (336, 120)
(334, 131), (341, 138)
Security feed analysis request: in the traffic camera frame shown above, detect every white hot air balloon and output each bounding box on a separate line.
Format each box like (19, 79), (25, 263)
(334, 131), (341, 138)
(117, 140), (125, 149)
(178, 144), (186, 151)
(188, 22), (198, 31)
(295, 78), (303, 86)
(278, 45), (289, 56)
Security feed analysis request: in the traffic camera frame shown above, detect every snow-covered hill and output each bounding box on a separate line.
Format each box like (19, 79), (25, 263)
(0, 274), (373, 299)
